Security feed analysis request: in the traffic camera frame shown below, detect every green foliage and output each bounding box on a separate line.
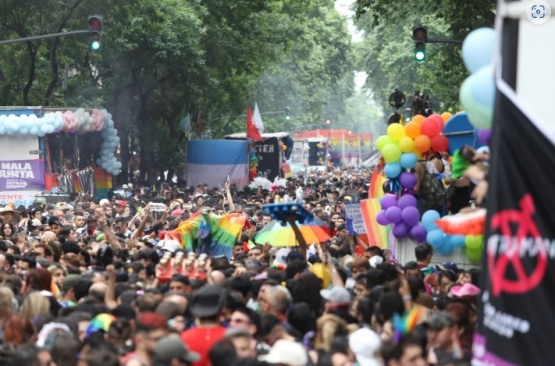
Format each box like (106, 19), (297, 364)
(353, 0), (496, 113)
(0, 0), (358, 182)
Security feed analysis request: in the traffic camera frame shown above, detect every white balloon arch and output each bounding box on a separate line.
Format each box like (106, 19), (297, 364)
(0, 108), (121, 175)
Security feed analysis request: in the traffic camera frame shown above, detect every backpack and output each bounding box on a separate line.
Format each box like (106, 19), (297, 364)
(419, 162), (445, 207)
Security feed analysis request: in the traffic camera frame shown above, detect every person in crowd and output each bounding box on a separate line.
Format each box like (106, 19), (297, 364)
(0, 169), (480, 366)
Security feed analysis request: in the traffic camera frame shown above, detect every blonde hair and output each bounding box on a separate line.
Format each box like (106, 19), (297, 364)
(314, 314), (348, 351)
(0, 285), (14, 315)
(47, 264), (68, 276)
(20, 291), (50, 322)
(41, 231), (57, 243)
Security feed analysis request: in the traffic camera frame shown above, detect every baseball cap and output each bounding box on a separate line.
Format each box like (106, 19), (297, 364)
(449, 283), (480, 298)
(189, 285), (228, 318)
(171, 209), (185, 217)
(159, 240), (181, 253)
(115, 200), (127, 208)
(425, 311), (455, 330)
(153, 336), (200, 365)
(259, 340), (308, 366)
(436, 262), (459, 273)
(349, 328), (381, 366)
(320, 286), (351, 304)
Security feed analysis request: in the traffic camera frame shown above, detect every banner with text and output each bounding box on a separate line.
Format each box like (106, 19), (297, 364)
(0, 191), (40, 207)
(0, 159), (45, 191)
(473, 86), (555, 365)
(255, 137), (280, 181)
(344, 202), (366, 235)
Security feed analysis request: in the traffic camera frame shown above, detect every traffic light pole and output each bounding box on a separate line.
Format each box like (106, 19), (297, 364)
(426, 38), (463, 45)
(0, 30), (90, 46)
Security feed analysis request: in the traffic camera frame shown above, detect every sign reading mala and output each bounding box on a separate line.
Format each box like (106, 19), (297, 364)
(473, 74), (555, 366)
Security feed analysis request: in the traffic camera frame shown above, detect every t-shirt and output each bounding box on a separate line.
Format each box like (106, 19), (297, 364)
(181, 326), (227, 366)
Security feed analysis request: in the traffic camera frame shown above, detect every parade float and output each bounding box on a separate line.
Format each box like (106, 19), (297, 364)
(0, 107), (121, 206)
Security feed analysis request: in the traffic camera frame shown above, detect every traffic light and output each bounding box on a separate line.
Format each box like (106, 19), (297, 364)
(414, 42), (426, 61)
(412, 25), (427, 62)
(88, 15), (103, 51)
(412, 25), (428, 42)
(387, 112), (402, 125)
(284, 106), (291, 120)
(404, 108), (412, 122)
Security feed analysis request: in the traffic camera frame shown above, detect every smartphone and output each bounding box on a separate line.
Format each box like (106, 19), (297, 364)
(460, 145), (475, 163)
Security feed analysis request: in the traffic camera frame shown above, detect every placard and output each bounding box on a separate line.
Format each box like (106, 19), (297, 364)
(344, 202), (366, 235)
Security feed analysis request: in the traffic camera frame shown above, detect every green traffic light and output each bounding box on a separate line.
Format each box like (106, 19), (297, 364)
(414, 41), (426, 62)
(285, 115), (290, 120)
(90, 40), (101, 51)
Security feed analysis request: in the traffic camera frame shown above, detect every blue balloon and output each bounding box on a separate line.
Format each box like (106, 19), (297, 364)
(462, 28), (495, 73)
(449, 235), (466, 248)
(437, 242), (454, 256)
(470, 65), (495, 109)
(426, 229), (445, 248)
(384, 163), (402, 179)
(422, 210), (441, 231)
(400, 153), (417, 169)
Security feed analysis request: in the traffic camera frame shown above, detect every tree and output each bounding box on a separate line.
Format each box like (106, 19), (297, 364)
(353, 0), (495, 113)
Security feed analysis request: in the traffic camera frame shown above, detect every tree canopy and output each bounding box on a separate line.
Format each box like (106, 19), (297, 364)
(353, 0), (496, 113)
(0, 0), (361, 182)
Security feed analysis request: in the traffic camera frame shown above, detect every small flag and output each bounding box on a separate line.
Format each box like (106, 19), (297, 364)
(247, 107), (263, 141)
(253, 102), (265, 134)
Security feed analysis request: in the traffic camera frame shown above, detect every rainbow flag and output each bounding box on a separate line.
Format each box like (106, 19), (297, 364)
(169, 212), (247, 258)
(94, 167), (112, 199)
(369, 171), (386, 198)
(360, 198), (390, 248)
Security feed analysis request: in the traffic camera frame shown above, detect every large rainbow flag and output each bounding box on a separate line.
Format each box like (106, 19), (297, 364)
(169, 211), (247, 258)
(360, 198), (390, 248)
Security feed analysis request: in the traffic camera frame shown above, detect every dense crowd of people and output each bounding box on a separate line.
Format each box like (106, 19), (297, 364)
(0, 164), (483, 366)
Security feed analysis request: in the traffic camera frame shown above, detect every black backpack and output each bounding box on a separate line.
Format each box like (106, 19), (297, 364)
(419, 162), (445, 207)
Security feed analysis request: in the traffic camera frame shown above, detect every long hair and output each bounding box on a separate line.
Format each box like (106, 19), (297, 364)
(314, 314), (348, 351)
(24, 268), (52, 293)
(20, 291), (50, 323)
(3, 316), (36, 345)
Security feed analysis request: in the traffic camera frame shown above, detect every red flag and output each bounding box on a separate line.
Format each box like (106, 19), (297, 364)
(246, 107), (263, 141)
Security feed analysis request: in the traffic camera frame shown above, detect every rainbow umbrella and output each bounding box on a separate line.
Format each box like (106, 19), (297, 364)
(85, 313), (116, 337)
(255, 219), (331, 247)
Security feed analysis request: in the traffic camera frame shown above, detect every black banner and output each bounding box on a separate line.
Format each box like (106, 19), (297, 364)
(473, 88), (555, 365)
(308, 141), (326, 166)
(255, 137), (280, 181)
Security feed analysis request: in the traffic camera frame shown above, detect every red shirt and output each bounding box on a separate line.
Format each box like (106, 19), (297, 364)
(181, 326), (227, 366)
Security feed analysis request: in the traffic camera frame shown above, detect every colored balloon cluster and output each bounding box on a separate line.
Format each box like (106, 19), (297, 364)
(376, 113), (451, 189)
(460, 28), (495, 137)
(377, 194), (426, 241)
(422, 209), (483, 262)
(59, 108), (106, 133)
(96, 111), (122, 176)
(0, 113), (64, 136)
